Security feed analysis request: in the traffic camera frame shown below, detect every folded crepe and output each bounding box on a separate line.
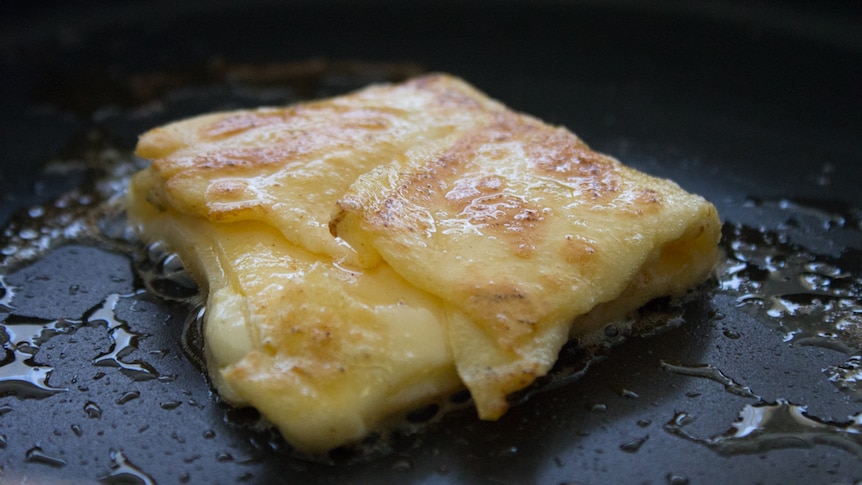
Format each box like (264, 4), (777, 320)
(127, 73), (720, 453)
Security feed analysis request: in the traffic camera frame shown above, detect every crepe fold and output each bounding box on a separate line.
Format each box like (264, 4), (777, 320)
(127, 74), (720, 453)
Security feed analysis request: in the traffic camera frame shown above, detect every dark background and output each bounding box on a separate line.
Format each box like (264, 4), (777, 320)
(0, 1), (860, 484)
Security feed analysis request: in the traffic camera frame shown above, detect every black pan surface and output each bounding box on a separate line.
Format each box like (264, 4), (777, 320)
(1, 1), (861, 483)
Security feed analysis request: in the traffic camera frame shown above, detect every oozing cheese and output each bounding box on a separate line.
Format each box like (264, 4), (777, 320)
(127, 74), (721, 453)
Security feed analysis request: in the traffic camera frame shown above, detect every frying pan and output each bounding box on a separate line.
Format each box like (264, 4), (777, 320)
(1, 1), (861, 483)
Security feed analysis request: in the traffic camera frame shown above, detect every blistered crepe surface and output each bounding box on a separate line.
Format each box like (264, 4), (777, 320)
(330, 97), (720, 417)
(128, 73), (720, 451)
(135, 75), (503, 263)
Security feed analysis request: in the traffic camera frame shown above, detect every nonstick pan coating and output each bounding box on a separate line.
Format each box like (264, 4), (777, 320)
(1, 1), (860, 483)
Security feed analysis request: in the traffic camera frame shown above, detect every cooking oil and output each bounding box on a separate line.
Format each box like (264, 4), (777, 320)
(100, 449), (156, 485)
(662, 196), (862, 458)
(619, 435), (649, 453)
(0, 60), (859, 479)
(3, 157), (860, 467)
(24, 446), (67, 468)
(664, 399), (862, 458)
(659, 361), (758, 399)
(719, 199), (862, 355)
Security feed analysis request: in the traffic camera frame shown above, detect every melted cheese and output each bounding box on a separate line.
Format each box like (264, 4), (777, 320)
(127, 73), (721, 453)
(126, 193), (462, 452)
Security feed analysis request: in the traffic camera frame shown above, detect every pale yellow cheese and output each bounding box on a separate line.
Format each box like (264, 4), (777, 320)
(127, 189), (461, 452)
(127, 73), (720, 453)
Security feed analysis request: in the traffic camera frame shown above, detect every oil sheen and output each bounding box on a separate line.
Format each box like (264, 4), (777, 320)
(0, 67), (860, 476)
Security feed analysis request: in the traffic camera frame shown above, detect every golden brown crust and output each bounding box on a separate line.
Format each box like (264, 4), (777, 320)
(129, 73), (721, 443)
(328, 77), (720, 419)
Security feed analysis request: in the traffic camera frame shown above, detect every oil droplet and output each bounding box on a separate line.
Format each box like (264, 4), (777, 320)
(18, 228), (39, 240)
(0, 275), (15, 311)
(180, 305), (207, 372)
(182, 454), (201, 464)
(0, 318), (71, 398)
(100, 449), (156, 485)
(391, 458), (413, 472)
(637, 419), (652, 428)
(824, 356), (862, 400)
(158, 253), (196, 288)
(116, 391), (140, 405)
(71, 424), (83, 436)
(492, 446), (518, 457)
(719, 200), (862, 356)
(664, 399), (862, 458)
(660, 361), (759, 399)
(84, 401), (102, 419)
(0, 358), (67, 399)
(0, 184), (108, 268)
(619, 388), (639, 399)
(137, 243), (198, 301)
(160, 400), (181, 410)
(619, 435), (649, 453)
(25, 446), (67, 467)
(90, 294), (159, 381)
(666, 474), (690, 485)
(27, 206), (45, 218)
(587, 402), (608, 413)
(216, 452), (234, 462)
(0, 433), (7, 448)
